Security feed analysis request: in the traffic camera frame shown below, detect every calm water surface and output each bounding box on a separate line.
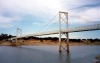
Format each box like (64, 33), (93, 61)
(0, 46), (100, 63)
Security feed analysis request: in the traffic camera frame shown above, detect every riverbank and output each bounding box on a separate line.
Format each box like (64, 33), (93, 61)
(0, 40), (100, 46)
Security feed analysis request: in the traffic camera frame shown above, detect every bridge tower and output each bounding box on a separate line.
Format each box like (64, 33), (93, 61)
(59, 11), (69, 53)
(15, 28), (22, 46)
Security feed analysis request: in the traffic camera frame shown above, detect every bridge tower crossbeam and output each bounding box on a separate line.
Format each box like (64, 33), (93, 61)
(59, 11), (69, 53)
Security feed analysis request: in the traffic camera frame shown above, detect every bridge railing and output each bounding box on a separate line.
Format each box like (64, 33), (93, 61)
(10, 24), (100, 40)
(61, 24), (100, 32)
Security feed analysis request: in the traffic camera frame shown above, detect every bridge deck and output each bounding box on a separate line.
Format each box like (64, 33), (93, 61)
(11, 24), (100, 39)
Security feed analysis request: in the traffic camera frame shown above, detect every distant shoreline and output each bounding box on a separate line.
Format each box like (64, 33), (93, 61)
(0, 40), (100, 46)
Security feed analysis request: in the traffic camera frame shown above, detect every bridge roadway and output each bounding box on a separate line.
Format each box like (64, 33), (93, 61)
(11, 24), (100, 39)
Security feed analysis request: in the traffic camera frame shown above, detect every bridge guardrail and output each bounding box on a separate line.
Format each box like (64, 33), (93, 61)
(10, 24), (100, 40)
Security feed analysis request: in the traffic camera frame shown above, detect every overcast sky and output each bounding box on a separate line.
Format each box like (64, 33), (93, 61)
(0, 0), (100, 39)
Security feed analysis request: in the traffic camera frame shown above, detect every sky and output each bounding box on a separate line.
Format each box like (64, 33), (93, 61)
(0, 0), (100, 39)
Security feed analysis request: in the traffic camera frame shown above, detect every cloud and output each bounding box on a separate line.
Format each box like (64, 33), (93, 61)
(32, 21), (46, 26)
(66, 6), (100, 25)
(80, 7), (100, 21)
(0, 0), (100, 28)
(0, 0), (62, 16)
(0, 0), (99, 16)
(0, 0), (99, 17)
(58, 0), (100, 24)
(0, 16), (20, 23)
(0, 16), (21, 28)
(71, 7), (100, 24)
(0, 24), (13, 28)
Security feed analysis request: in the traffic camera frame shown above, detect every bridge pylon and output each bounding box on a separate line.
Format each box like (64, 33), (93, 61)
(59, 11), (69, 53)
(15, 28), (22, 46)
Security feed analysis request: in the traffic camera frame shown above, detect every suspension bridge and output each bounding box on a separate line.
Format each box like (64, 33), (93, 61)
(12, 24), (100, 38)
(10, 11), (100, 53)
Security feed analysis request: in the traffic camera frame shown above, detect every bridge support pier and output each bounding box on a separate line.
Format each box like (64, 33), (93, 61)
(59, 11), (69, 53)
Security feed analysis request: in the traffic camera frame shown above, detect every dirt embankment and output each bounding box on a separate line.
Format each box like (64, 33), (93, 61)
(0, 41), (12, 46)
(0, 40), (100, 46)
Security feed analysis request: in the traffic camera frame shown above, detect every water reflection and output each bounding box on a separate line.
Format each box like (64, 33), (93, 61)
(59, 52), (71, 63)
(59, 53), (63, 63)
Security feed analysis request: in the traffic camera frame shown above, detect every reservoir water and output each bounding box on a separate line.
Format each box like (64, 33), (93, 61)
(0, 46), (100, 63)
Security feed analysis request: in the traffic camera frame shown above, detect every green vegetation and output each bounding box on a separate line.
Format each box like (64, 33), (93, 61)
(0, 33), (14, 41)
(0, 33), (100, 46)
(0, 33), (100, 42)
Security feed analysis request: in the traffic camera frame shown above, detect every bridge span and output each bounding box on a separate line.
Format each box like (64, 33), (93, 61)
(11, 24), (100, 39)
(10, 11), (100, 53)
